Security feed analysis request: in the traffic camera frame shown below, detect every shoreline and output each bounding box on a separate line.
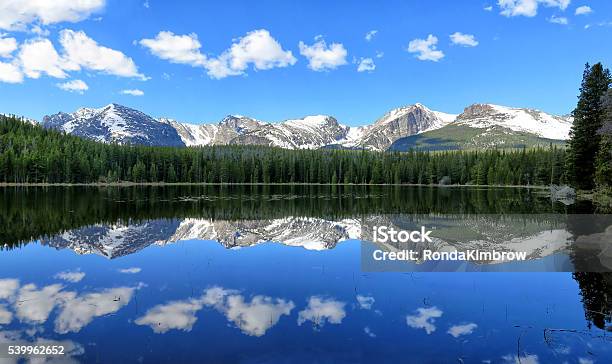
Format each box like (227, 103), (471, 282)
(0, 182), (550, 189)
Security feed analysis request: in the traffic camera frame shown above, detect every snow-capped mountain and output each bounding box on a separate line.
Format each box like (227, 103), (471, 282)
(41, 102), (572, 151)
(43, 103), (184, 146)
(389, 103), (574, 151)
(231, 115), (352, 149)
(345, 103), (456, 150)
(455, 104), (573, 140)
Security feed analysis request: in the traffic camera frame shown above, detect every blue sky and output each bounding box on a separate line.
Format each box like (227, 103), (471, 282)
(0, 0), (610, 126)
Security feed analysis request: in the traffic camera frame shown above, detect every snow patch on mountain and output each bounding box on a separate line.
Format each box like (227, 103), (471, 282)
(456, 104), (572, 140)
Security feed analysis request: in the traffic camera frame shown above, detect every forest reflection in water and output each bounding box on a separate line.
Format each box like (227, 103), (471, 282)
(0, 185), (611, 362)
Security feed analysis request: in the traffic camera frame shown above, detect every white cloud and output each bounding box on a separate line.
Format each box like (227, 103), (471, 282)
(501, 354), (540, 364)
(548, 15), (569, 24)
(221, 29), (296, 73)
(297, 296), (346, 327)
(118, 267), (142, 274)
(375, 51), (384, 58)
(299, 36), (348, 71)
(0, 279), (19, 300)
(575, 5), (592, 15)
(356, 57), (375, 72)
(0, 36), (17, 57)
(135, 298), (204, 333)
(55, 286), (138, 334)
(60, 29), (146, 79)
(447, 323), (477, 337)
(584, 21), (612, 29)
(365, 30), (378, 41)
(406, 306), (443, 334)
(0, 0), (105, 31)
(497, 0), (570, 17)
(54, 270), (86, 282)
(18, 38), (68, 79)
(541, 0), (571, 9)
(143, 1), (150, 8)
(450, 32), (479, 47)
(15, 283), (75, 324)
(2, 29), (145, 84)
(0, 303), (12, 324)
(578, 358), (594, 364)
(484, 5), (494, 11)
(364, 326), (376, 338)
(139, 31), (207, 67)
(141, 29), (296, 79)
(407, 34), (444, 62)
(121, 89), (144, 96)
(356, 295), (375, 309)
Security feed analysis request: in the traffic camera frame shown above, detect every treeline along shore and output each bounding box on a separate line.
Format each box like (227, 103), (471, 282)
(0, 114), (564, 186)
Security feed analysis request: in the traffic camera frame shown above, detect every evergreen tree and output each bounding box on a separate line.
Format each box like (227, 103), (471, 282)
(566, 63), (612, 189)
(595, 89), (612, 187)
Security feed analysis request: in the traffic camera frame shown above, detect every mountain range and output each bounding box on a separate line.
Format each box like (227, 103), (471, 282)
(39, 102), (573, 151)
(42, 216), (571, 263)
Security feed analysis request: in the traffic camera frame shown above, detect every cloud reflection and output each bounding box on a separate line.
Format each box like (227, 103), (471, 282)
(136, 286), (294, 337)
(135, 298), (204, 333)
(0, 278), (19, 300)
(501, 354), (539, 364)
(15, 284), (75, 324)
(4, 278), (141, 334)
(55, 286), (139, 334)
(356, 295), (375, 310)
(406, 306), (443, 334)
(223, 294), (295, 337)
(297, 296), (346, 328)
(54, 270), (86, 283)
(447, 323), (477, 338)
(0, 304), (12, 325)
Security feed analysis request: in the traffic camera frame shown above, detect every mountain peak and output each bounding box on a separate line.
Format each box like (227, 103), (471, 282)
(374, 103), (438, 126)
(42, 104), (184, 147)
(456, 103), (572, 140)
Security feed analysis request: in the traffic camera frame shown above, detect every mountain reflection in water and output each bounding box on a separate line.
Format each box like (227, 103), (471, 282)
(0, 185), (611, 363)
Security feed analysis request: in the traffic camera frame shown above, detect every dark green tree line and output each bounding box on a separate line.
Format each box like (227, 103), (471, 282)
(0, 114), (565, 186)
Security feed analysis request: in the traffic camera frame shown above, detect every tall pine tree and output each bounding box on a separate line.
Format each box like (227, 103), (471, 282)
(595, 89), (612, 187)
(566, 63), (612, 190)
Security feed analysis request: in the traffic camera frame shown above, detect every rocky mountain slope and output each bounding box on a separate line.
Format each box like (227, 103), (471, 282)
(40, 102), (572, 151)
(389, 104), (573, 151)
(43, 103), (184, 146)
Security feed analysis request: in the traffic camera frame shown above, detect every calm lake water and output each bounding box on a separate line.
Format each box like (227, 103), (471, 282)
(0, 186), (611, 363)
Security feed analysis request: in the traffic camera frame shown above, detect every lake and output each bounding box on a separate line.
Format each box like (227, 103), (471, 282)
(0, 186), (611, 363)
